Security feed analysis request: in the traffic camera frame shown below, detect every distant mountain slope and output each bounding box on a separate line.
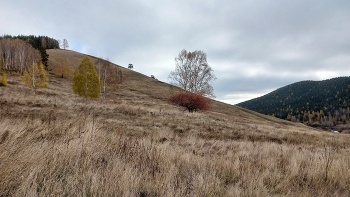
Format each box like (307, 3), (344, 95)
(237, 77), (350, 118)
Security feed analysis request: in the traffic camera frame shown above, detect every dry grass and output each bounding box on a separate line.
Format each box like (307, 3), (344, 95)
(1, 50), (350, 196)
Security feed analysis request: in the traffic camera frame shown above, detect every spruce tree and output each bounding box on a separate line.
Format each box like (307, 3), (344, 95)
(72, 57), (100, 98)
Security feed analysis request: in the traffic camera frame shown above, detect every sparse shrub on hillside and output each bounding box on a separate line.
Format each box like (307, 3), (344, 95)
(0, 72), (7, 86)
(21, 63), (48, 94)
(72, 57), (100, 98)
(53, 57), (72, 78)
(169, 92), (209, 112)
(150, 75), (157, 80)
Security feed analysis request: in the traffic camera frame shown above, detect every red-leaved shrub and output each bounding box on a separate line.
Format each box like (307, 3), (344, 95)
(168, 92), (209, 112)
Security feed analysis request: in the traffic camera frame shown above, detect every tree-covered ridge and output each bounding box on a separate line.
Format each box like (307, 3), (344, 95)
(0, 35), (60, 49)
(0, 35), (60, 67)
(237, 77), (350, 119)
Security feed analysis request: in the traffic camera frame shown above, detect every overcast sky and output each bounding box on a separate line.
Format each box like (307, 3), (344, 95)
(1, 0), (350, 104)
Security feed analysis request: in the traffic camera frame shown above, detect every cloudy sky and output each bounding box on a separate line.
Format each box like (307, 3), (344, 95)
(1, 0), (350, 104)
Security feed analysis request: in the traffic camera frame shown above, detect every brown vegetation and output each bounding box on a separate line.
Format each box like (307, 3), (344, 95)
(0, 38), (40, 72)
(0, 49), (350, 196)
(169, 92), (209, 112)
(0, 71), (7, 86)
(20, 63), (49, 94)
(52, 57), (72, 78)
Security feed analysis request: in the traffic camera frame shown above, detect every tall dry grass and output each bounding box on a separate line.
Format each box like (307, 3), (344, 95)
(1, 74), (350, 196)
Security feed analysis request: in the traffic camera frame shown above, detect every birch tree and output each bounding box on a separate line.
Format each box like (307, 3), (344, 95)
(0, 39), (14, 70)
(0, 38), (39, 72)
(168, 49), (216, 98)
(97, 58), (119, 99)
(14, 39), (34, 73)
(62, 39), (69, 50)
(21, 63), (49, 94)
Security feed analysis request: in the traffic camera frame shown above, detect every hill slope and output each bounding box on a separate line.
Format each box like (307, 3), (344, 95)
(1, 49), (350, 196)
(237, 77), (350, 119)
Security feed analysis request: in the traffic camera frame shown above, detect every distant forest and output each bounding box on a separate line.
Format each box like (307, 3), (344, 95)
(237, 77), (350, 127)
(0, 35), (60, 68)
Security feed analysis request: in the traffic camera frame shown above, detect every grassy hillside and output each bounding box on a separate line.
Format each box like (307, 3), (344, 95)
(237, 77), (350, 119)
(1, 49), (350, 196)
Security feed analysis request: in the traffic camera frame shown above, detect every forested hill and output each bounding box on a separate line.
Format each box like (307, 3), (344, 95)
(237, 77), (350, 119)
(0, 35), (60, 67)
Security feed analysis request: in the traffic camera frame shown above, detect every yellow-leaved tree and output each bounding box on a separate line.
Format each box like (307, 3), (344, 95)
(0, 71), (7, 86)
(21, 63), (49, 94)
(72, 57), (100, 98)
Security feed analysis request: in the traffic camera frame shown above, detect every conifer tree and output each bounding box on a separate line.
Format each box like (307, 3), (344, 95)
(72, 57), (100, 98)
(21, 63), (49, 94)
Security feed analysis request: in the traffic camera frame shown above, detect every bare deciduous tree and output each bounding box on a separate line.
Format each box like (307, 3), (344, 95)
(0, 38), (14, 70)
(0, 38), (39, 72)
(14, 39), (34, 74)
(57, 39), (61, 48)
(168, 49), (216, 98)
(97, 58), (121, 99)
(116, 66), (123, 84)
(62, 39), (69, 50)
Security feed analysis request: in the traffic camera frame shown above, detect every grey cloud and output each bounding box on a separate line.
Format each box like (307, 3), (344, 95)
(1, 0), (350, 105)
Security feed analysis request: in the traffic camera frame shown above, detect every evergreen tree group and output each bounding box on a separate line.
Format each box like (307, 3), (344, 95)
(237, 77), (350, 123)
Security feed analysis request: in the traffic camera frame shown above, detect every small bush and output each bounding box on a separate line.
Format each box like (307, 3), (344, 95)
(169, 92), (209, 112)
(0, 72), (7, 86)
